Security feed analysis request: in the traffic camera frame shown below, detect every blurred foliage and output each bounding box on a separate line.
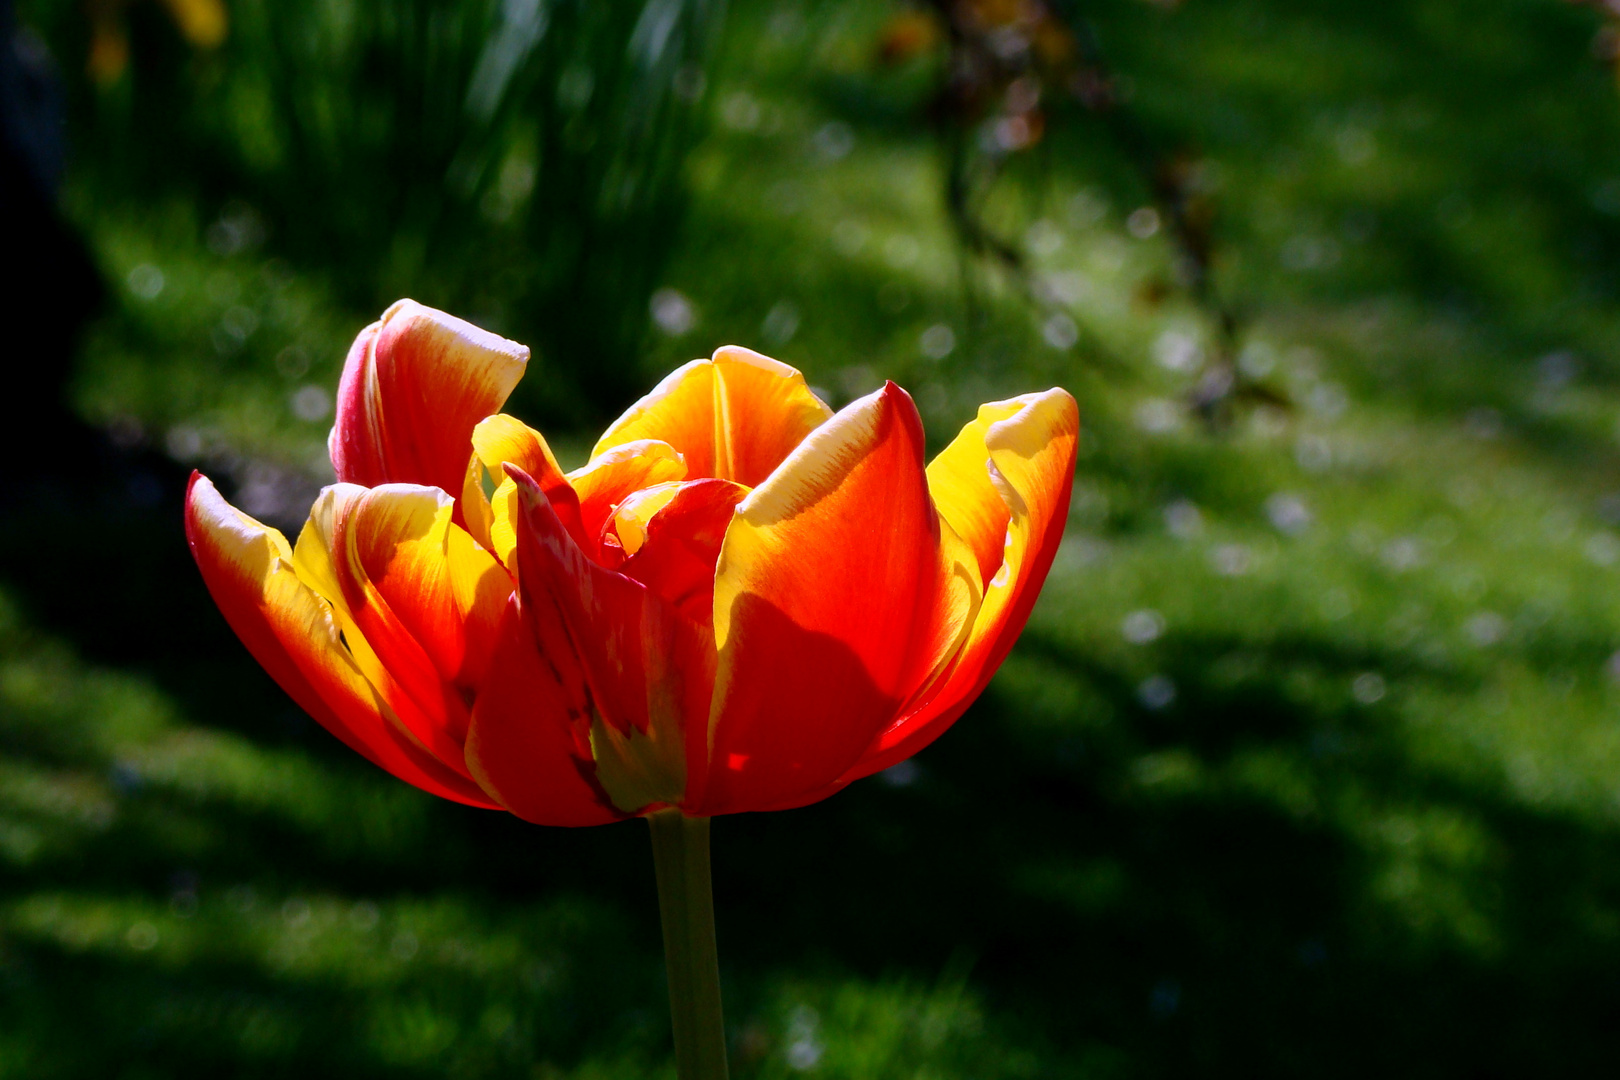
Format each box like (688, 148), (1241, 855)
(10, 0), (1620, 1076)
(24, 0), (722, 430)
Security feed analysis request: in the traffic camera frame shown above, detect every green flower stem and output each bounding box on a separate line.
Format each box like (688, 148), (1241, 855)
(648, 809), (729, 1080)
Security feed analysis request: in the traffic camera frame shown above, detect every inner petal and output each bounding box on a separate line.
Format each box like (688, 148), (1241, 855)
(590, 347), (833, 487)
(615, 478), (750, 630)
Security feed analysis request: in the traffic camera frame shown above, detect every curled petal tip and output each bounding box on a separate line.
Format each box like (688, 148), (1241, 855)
(502, 462), (538, 493)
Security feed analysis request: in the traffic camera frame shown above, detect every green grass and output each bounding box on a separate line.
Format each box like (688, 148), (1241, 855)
(9, 0), (1620, 1075)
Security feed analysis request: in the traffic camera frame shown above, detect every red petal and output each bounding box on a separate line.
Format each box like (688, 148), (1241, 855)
(464, 598), (626, 826)
(618, 478), (748, 630)
(329, 300), (528, 497)
(501, 466), (716, 815)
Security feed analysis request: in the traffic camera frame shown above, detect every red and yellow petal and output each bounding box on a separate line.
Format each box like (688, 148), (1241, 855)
(569, 439), (688, 545)
(617, 478), (749, 629)
(921, 400), (1025, 587)
(290, 485), (481, 763)
(464, 413), (588, 565)
(692, 383), (980, 815)
(339, 482), (511, 696)
(498, 466), (715, 816)
(590, 347), (833, 487)
(839, 388), (1079, 783)
(184, 473), (499, 809)
(329, 300), (528, 497)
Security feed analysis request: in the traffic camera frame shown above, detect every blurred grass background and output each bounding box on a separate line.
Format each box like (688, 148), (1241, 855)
(6, 0), (1620, 1075)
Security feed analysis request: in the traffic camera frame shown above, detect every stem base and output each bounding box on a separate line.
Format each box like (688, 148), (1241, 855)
(648, 809), (728, 1080)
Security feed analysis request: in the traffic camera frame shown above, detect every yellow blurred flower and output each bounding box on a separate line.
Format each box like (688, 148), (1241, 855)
(86, 0), (226, 84)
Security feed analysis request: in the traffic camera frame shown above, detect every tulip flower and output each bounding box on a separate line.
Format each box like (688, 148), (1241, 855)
(186, 299), (1077, 1079)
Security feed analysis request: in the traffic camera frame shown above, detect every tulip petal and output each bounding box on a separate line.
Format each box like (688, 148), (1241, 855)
(500, 466), (715, 815)
(923, 400), (1025, 587)
(590, 347), (833, 486)
(839, 388), (1079, 783)
(569, 439), (688, 547)
(608, 482), (684, 557)
(465, 413), (588, 566)
(291, 485), (482, 765)
(329, 300), (528, 498)
(340, 483), (511, 700)
(694, 383), (980, 814)
(618, 478), (749, 629)
(185, 474), (499, 808)
(464, 598), (626, 826)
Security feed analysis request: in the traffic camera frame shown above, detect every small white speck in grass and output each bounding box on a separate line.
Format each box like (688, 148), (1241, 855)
(290, 384), (332, 422)
(1025, 219), (1065, 256)
(761, 301), (800, 345)
(1163, 499), (1204, 539)
(1465, 611), (1508, 647)
(812, 121), (854, 161)
(349, 901), (380, 932)
(1585, 532), (1620, 566)
(1352, 672), (1386, 705)
(1043, 313), (1078, 350)
(281, 897), (311, 928)
(1296, 435), (1332, 472)
(1123, 610), (1164, 645)
(390, 931), (419, 961)
(650, 288), (696, 335)
(1135, 399), (1181, 434)
(919, 324), (955, 359)
(1212, 545), (1251, 576)
(1266, 493), (1313, 536)
(1138, 675), (1176, 710)
(127, 264), (165, 300)
(1126, 206), (1160, 238)
(1068, 187), (1108, 227)
(1155, 330), (1203, 373)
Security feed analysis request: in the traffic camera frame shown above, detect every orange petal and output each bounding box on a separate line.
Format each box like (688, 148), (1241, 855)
(840, 388), (1078, 783)
(692, 383), (980, 814)
(291, 485), (486, 763)
(464, 598), (626, 826)
(500, 466), (715, 815)
(329, 300), (528, 498)
(569, 439), (688, 546)
(590, 347), (832, 487)
(618, 478), (749, 629)
(185, 474), (499, 808)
